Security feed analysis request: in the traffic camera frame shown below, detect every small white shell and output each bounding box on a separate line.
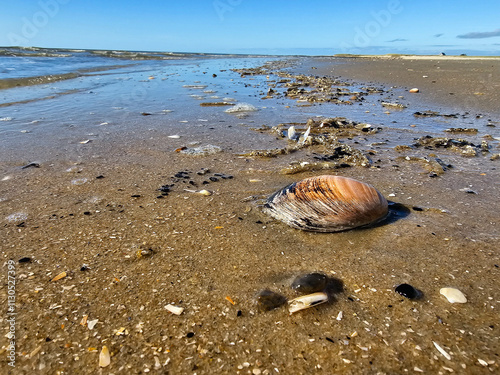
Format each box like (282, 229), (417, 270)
(184, 189), (212, 196)
(288, 292), (328, 314)
(433, 341), (451, 360)
(165, 304), (184, 315)
(287, 126), (297, 140)
(440, 287), (467, 303)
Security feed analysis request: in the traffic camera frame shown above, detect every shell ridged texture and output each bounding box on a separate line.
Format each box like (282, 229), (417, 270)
(264, 175), (388, 232)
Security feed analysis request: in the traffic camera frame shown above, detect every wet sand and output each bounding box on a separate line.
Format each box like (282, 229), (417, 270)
(298, 55), (500, 115)
(1, 56), (499, 374)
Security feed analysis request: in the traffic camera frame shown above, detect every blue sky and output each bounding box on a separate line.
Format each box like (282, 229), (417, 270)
(1, 0), (499, 55)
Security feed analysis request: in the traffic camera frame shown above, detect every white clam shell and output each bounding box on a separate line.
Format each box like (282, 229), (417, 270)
(264, 175), (388, 232)
(440, 287), (467, 303)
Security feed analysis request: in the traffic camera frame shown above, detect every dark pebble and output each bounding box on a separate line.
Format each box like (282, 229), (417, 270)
(83, 211), (91, 215)
(159, 184), (173, 193)
(202, 181), (210, 185)
(174, 172), (190, 178)
(96, 175), (105, 179)
(80, 264), (89, 271)
(131, 194), (141, 198)
(156, 195), (164, 199)
(292, 272), (328, 294)
(237, 310), (242, 317)
(18, 257), (31, 263)
(141, 112), (152, 116)
(412, 206), (423, 211)
(256, 289), (287, 311)
(395, 283), (422, 300)
(186, 332), (195, 338)
(209, 177), (219, 182)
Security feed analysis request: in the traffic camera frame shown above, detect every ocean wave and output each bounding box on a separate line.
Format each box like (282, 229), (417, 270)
(0, 50), (72, 58)
(0, 46), (238, 61)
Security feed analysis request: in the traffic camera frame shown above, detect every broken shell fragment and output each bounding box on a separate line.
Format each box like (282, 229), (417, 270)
(289, 292), (328, 314)
(99, 346), (111, 367)
(440, 287), (467, 303)
(51, 271), (67, 282)
(264, 175), (388, 232)
(165, 304), (184, 315)
(183, 188), (212, 196)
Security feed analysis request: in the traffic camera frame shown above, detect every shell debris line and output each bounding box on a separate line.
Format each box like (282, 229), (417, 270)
(264, 175), (388, 232)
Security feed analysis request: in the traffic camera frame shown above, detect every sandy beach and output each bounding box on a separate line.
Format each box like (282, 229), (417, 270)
(1, 53), (499, 374)
(300, 55), (500, 115)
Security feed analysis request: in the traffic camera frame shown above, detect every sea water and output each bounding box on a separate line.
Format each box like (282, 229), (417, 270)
(0, 47), (494, 163)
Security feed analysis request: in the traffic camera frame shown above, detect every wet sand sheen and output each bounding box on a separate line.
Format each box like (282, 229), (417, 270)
(0, 55), (499, 374)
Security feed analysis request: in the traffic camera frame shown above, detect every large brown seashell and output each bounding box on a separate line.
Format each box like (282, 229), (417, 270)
(264, 175), (388, 232)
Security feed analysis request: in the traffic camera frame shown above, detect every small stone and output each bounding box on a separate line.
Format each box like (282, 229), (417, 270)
(256, 290), (287, 311)
(440, 287), (467, 303)
(291, 272), (328, 293)
(395, 283), (422, 300)
(18, 257), (31, 263)
(409, 88), (419, 93)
